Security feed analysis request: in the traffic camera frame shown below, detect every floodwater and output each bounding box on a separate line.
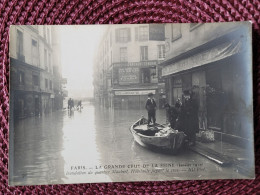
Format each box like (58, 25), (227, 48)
(10, 102), (246, 186)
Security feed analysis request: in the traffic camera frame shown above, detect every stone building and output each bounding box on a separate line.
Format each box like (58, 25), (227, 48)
(93, 24), (166, 109)
(161, 22), (253, 146)
(10, 26), (64, 118)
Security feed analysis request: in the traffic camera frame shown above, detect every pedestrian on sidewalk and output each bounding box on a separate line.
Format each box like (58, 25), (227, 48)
(145, 93), (157, 126)
(68, 98), (72, 111)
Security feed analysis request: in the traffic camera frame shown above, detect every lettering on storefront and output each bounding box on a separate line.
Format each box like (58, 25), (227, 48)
(114, 61), (158, 67)
(162, 40), (242, 76)
(115, 90), (156, 96)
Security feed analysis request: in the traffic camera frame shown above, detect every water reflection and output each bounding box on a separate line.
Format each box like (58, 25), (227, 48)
(12, 112), (66, 185)
(11, 102), (246, 185)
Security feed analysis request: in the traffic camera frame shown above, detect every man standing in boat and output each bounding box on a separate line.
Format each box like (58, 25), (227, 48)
(145, 93), (157, 126)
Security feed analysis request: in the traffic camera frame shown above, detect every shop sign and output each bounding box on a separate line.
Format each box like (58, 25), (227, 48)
(115, 90), (156, 96)
(118, 67), (140, 84)
(162, 40), (242, 76)
(114, 60), (157, 67)
(149, 24), (165, 41)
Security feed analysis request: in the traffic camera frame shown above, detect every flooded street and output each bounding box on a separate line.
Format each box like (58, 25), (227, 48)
(11, 102), (245, 185)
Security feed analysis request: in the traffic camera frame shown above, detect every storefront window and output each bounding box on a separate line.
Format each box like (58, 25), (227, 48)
(172, 76), (182, 105)
(206, 67), (223, 130)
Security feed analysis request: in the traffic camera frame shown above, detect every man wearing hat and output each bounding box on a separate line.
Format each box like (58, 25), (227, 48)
(182, 90), (199, 146)
(145, 93), (157, 126)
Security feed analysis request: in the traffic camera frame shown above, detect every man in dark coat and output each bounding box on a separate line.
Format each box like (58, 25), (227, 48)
(164, 103), (178, 129)
(182, 90), (199, 146)
(145, 93), (157, 125)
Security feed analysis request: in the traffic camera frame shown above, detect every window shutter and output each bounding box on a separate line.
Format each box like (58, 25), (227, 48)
(127, 28), (131, 42)
(135, 27), (138, 41)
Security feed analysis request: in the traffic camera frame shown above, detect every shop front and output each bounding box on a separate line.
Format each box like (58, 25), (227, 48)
(113, 89), (157, 109)
(161, 29), (252, 146)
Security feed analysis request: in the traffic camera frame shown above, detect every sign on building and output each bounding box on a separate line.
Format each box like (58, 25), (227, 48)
(115, 90), (156, 96)
(149, 24), (165, 41)
(118, 67), (140, 84)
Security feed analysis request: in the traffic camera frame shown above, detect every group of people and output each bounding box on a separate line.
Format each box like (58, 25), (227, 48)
(145, 90), (199, 146)
(67, 98), (82, 111)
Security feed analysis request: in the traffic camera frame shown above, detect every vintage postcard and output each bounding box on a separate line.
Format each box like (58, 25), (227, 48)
(9, 22), (254, 186)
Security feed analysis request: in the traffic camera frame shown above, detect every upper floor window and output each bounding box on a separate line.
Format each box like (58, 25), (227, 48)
(120, 47), (127, 62)
(18, 71), (25, 85)
(44, 49), (48, 71)
(32, 39), (39, 66)
(16, 30), (24, 61)
(171, 24), (182, 42)
(43, 26), (47, 39)
(158, 45), (165, 60)
(47, 28), (50, 44)
(135, 26), (148, 41)
(116, 28), (131, 43)
(45, 78), (48, 89)
(140, 46), (148, 61)
(110, 32), (112, 47)
(33, 75), (39, 86)
(48, 52), (51, 72)
(49, 80), (52, 90)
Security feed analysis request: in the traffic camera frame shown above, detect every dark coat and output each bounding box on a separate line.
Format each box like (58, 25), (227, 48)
(181, 98), (199, 134)
(145, 98), (156, 111)
(166, 106), (178, 123)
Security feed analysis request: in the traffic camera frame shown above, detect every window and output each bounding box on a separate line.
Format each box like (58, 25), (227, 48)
(33, 75), (39, 86)
(110, 32), (112, 47)
(111, 51), (112, 64)
(171, 24), (182, 42)
(120, 47), (127, 62)
(158, 45), (165, 59)
(45, 79), (48, 89)
(116, 28), (131, 42)
(48, 53), (51, 72)
(43, 26), (47, 39)
(47, 28), (50, 43)
(16, 30), (24, 61)
(141, 68), (150, 83)
(138, 26), (148, 41)
(32, 39), (39, 66)
(18, 71), (25, 84)
(140, 46), (148, 61)
(44, 49), (48, 71)
(49, 80), (52, 90)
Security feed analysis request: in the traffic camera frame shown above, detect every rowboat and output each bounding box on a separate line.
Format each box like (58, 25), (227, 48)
(130, 117), (186, 153)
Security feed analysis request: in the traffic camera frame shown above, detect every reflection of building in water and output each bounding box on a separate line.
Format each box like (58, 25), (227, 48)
(10, 26), (66, 118)
(93, 24), (166, 109)
(161, 23), (253, 147)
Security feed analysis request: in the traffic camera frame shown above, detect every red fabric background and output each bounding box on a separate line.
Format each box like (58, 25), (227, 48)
(0, 0), (259, 194)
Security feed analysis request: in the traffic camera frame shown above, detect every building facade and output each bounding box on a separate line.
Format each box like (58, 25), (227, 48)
(93, 24), (166, 109)
(161, 22), (252, 145)
(10, 26), (64, 118)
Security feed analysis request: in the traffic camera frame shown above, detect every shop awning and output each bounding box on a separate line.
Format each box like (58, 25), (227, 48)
(162, 39), (242, 77)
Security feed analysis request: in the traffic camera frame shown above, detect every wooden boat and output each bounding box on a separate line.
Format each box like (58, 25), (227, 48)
(130, 117), (186, 153)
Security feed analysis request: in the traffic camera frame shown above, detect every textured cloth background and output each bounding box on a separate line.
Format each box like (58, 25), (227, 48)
(0, 0), (260, 194)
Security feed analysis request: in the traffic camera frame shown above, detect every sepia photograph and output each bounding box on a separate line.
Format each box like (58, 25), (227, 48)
(9, 22), (254, 186)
